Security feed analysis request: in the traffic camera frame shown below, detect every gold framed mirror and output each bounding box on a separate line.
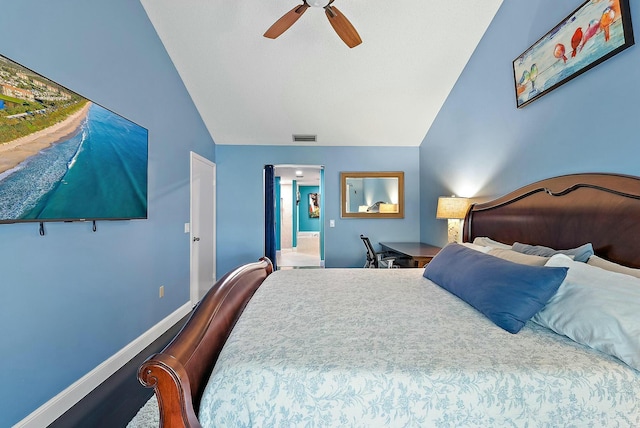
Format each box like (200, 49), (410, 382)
(340, 171), (404, 218)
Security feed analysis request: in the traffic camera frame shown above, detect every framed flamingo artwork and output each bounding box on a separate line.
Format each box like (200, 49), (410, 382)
(513, 0), (634, 108)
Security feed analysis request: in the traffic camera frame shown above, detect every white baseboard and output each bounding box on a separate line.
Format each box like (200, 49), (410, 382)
(13, 302), (192, 428)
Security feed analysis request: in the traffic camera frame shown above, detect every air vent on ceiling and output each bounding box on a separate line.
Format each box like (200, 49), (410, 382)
(292, 134), (317, 143)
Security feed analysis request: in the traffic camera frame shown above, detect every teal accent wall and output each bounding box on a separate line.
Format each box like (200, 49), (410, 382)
(299, 186), (321, 232)
(292, 180), (298, 247)
(298, 185), (320, 232)
(319, 168), (325, 261)
(420, 0), (640, 247)
(0, 1), (214, 425)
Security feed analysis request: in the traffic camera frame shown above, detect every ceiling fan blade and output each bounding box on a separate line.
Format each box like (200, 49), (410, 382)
(264, 3), (310, 39)
(325, 5), (362, 48)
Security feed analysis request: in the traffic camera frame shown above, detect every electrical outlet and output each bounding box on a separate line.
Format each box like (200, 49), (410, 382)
(159, 285), (165, 298)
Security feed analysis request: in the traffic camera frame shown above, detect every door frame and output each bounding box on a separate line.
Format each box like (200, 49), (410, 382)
(272, 164), (325, 267)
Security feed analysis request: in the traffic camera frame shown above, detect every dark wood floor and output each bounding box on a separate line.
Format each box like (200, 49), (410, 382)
(49, 316), (188, 427)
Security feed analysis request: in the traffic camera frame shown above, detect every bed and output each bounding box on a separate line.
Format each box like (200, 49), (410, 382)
(139, 173), (640, 427)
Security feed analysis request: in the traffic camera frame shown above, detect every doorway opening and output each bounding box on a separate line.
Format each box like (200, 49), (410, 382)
(274, 165), (324, 269)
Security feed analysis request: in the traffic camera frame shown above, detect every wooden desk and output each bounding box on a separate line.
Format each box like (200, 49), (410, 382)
(379, 242), (442, 268)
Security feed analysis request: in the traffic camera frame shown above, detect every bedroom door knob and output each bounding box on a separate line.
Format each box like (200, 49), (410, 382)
(193, 237), (200, 242)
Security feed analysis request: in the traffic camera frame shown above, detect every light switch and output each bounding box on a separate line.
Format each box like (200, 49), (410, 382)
(329, 219), (335, 228)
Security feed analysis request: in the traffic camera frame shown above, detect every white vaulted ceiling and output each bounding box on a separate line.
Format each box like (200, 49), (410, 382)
(140, 0), (503, 146)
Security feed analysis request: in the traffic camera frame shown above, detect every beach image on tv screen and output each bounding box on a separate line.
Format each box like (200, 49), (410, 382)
(0, 54), (148, 223)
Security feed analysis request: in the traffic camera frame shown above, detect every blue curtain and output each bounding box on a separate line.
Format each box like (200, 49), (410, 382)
(264, 165), (277, 270)
(275, 176), (281, 251)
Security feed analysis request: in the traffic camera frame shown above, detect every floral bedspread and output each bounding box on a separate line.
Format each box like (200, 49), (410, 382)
(198, 268), (640, 427)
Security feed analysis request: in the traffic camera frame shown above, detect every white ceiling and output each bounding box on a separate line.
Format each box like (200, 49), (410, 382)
(275, 165), (322, 185)
(140, 0), (503, 147)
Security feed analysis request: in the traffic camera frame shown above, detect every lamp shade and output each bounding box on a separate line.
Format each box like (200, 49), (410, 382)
(436, 196), (469, 219)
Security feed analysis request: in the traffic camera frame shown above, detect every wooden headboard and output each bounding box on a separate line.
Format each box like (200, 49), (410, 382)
(463, 173), (640, 268)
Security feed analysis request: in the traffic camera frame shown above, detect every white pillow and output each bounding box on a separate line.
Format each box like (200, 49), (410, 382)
(587, 255), (640, 279)
(460, 242), (491, 253)
(472, 236), (512, 249)
(533, 254), (640, 371)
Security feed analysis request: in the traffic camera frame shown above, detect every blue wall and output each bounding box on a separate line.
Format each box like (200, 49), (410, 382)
(420, 0), (640, 246)
(298, 185), (320, 232)
(0, 1), (214, 425)
(9, 1), (637, 424)
(216, 145), (421, 272)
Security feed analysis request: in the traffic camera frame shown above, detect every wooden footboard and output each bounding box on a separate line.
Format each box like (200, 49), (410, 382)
(138, 258), (273, 428)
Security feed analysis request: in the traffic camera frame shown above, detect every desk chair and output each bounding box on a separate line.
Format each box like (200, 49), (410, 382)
(360, 234), (396, 268)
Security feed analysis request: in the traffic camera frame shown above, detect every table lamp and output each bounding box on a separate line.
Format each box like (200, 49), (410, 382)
(436, 195), (469, 243)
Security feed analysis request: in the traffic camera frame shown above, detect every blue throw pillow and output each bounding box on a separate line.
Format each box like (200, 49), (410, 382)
(512, 242), (594, 263)
(423, 243), (568, 334)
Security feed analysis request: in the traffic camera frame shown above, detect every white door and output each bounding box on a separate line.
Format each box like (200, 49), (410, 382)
(190, 152), (216, 304)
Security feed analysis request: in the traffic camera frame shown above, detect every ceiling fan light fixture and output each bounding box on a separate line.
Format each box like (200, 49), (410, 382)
(306, 0), (330, 7)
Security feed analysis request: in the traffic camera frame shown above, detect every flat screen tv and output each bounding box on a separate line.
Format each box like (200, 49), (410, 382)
(0, 53), (148, 224)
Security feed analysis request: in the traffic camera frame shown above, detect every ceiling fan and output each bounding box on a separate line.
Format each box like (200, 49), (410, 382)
(263, 0), (362, 48)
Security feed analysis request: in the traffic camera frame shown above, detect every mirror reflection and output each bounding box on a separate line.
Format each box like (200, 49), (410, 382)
(341, 172), (404, 218)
